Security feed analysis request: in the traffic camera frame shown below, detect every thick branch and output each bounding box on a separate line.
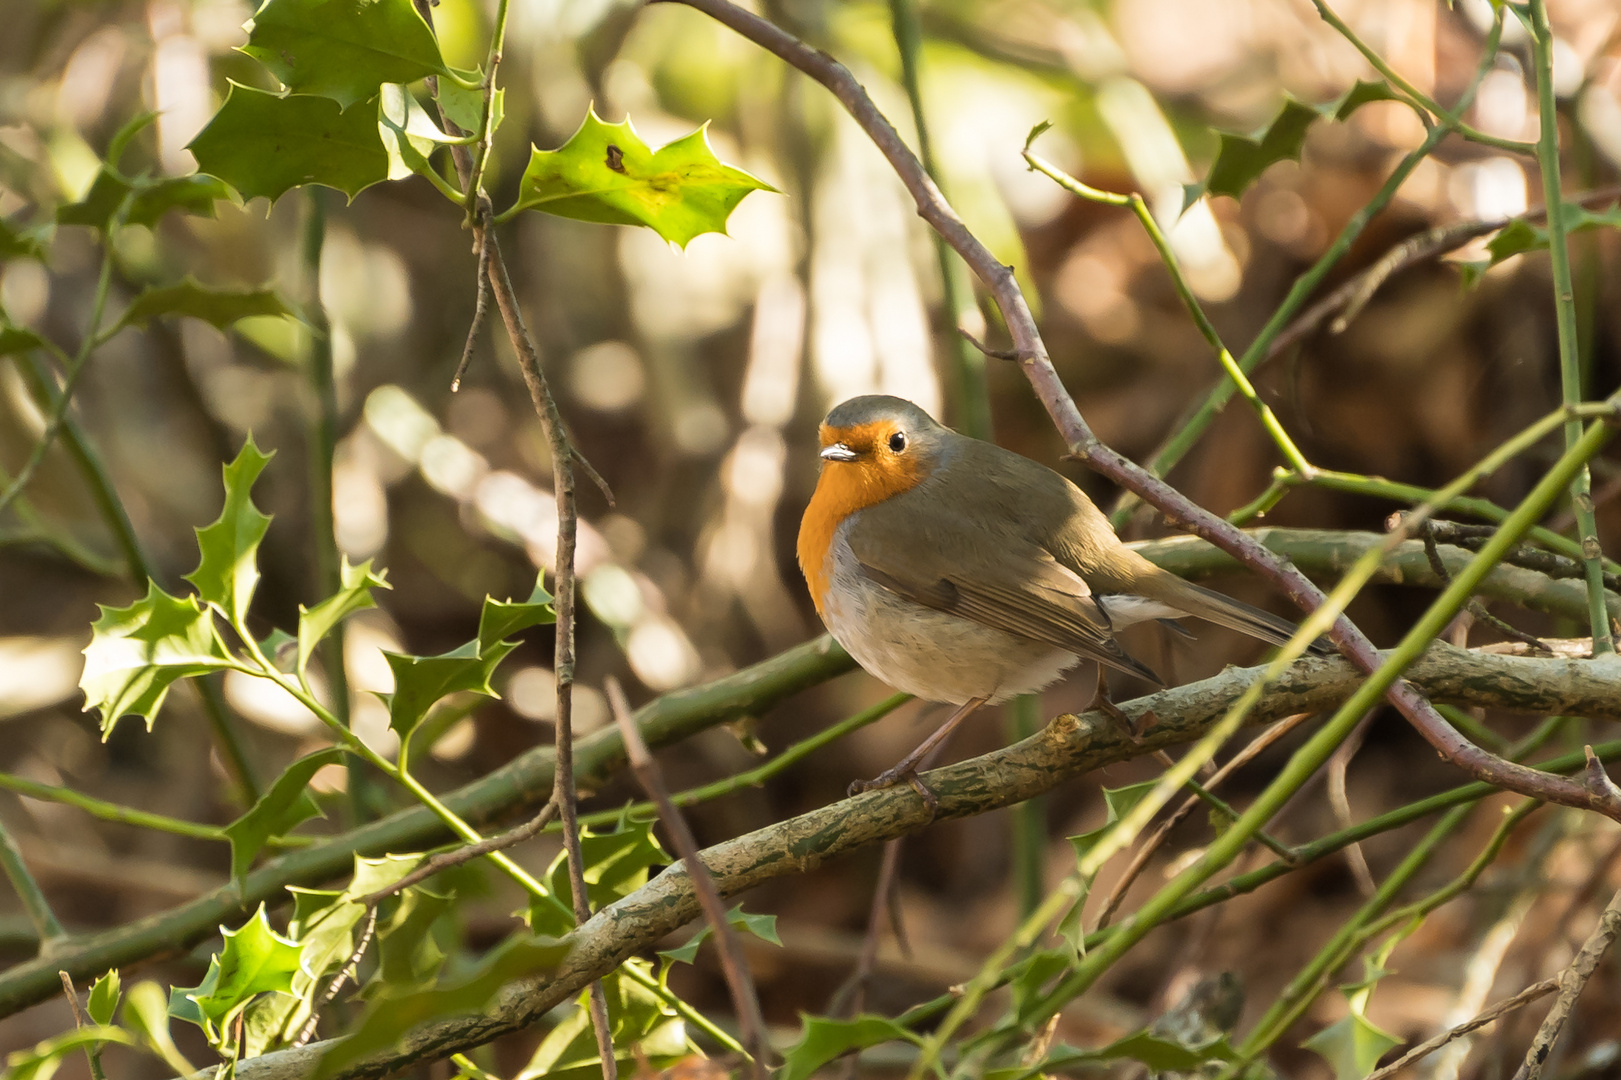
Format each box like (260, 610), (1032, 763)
(204, 642), (1621, 1080)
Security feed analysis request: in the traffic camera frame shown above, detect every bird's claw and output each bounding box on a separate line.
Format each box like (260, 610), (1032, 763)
(847, 770), (940, 819)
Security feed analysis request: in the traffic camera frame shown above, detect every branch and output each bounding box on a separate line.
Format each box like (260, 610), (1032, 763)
(1365, 978), (1559, 1080)
(207, 642), (1621, 1080)
(1513, 885), (1621, 1080)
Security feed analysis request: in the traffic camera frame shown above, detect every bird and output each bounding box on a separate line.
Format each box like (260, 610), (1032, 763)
(796, 394), (1326, 803)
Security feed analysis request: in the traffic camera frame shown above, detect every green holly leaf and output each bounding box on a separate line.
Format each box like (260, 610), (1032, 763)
(657, 904), (780, 964)
(298, 558), (390, 676)
(1462, 202), (1621, 288)
(780, 1015), (920, 1080)
(242, 0), (449, 109)
(55, 168), (134, 230)
(311, 932), (570, 1079)
(1194, 79), (1409, 206)
(242, 991), (304, 1058)
(1003, 947), (1074, 1028)
(122, 980), (197, 1076)
(376, 83), (463, 182)
(477, 580), (554, 653)
(382, 639), (516, 739)
(189, 83), (390, 204)
(521, 963), (692, 1080)
(223, 747), (346, 882)
(365, 887), (453, 996)
(1, 216), (49, 261)
(3, 1027), (137, 1080)
(127, 174), (233, 227)
(1301, 1015), (1401, 1080)
(171, 905), (303, 1042)
(86, 969), (121, 1026)
(1016, 1032), (1240, 1076)
(119, 278), (294, 332)
(0, 325), (49, 359)
(1067, 780), (1159, 865)
(437, 70), (503, 136)
(507, 108), (776, 248)
(79, 584), (233, 737)
(185, 437), (275, 626)
(530, 819), (667, 936)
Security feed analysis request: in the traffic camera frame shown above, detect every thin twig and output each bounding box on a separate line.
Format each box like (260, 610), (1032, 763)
(606, 679), (771, 1075)
(293, 906), (379, 1048)
(1325, 710), (1377, 897)
(1365, 978), (1558, 1080)
(359, 801), (558, 907)
(58, 971), (107, 1080)
(450, 196), (493, 393)
(957, 328), (1019, 361)
(1413, 521), (1553, 652)
(1512, 884), (1621, 1080)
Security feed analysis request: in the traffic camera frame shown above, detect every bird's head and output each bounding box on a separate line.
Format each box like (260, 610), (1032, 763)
(815, 395), (948, 495)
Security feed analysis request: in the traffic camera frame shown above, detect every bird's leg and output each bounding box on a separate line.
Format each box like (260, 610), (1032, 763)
(1091, 665), (1143, 742)
(848, 697), (986, 816)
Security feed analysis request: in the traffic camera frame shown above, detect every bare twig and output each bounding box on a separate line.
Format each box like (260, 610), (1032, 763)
(58, 971), (107, 1080)
(1412, 519), (1552, 652)
(1326, 711), (1377, 897)
(450, 196), (494, 393)
(1512, 884), (1621, 1080)
(359, 802), (558, 907)
(606, 679), (771, 1075)
(293, 907), (379, 1048)
(1365, 977), (1559, 1080)
(957, 328), (1020, 362)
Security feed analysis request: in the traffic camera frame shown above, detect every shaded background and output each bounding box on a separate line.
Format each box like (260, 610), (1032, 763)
(4, 0), (1621, 1074)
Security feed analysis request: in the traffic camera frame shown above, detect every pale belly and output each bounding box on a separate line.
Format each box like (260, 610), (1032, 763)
(817, 526), (1081, 705)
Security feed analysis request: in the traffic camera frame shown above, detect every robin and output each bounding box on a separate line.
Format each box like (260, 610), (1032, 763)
(797, 394), (1326, 802)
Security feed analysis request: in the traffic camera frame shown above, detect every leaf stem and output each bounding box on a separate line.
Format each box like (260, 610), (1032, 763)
(1527, 0), (1614, 655)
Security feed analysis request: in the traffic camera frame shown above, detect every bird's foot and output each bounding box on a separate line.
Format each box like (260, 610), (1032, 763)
(1094, 693), (1142, 743)
(848, 770), (939, 819)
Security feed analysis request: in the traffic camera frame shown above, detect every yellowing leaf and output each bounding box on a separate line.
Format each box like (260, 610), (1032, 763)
(506, 108), (776, 248)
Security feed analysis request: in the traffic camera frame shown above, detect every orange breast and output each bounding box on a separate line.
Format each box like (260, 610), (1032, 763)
(797, 438), (926, 615)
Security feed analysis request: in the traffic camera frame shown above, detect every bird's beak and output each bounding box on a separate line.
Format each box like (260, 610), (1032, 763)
(819, 443), (858, 463)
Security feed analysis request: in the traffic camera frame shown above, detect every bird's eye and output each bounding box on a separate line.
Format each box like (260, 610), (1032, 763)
(888, 431), (907, 453)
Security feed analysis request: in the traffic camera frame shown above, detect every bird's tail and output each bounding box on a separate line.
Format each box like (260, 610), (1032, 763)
(1160, 577), (1334, 656)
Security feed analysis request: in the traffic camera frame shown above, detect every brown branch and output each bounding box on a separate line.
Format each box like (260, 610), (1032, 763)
(293, 907), (378, 1049)
(605, 680), (770, 1076)
(1512, 884), (1621, 1080)
(1365, 977), (1558, 1080)
(957, 328), (1019, 362)
(450, 196), (494, 393)
(1414, 521), (1552, 652)
(665, 0), (1621, 824)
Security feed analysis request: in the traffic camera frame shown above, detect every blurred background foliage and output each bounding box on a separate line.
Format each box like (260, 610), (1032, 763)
(3, 0), (1621, 1074)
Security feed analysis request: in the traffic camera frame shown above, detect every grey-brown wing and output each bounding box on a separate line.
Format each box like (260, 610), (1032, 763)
(846, 494), (1162, 684)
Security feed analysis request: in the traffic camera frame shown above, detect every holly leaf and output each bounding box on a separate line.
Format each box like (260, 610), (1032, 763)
(86, 969), (121, 1026)
(508, 108), (776, 248)
(1, 216), (49, 261)
(1019, 1032), (1240, 1075)
(0, 325), (49, 359)
(530, 819), (667, 936)
(297, 558), (389, 676)
(311, 932), (570, 1079)
(365, 887), (453, 996)
(55, 169), (133, 230)
(382, 639), (517, 739)
(658, 904), (780, 964)
(520, 963), (692, 1080)
(3, 1027), (137, 1080)
(189, 83), (390, 204)
(127, 174), (233, 227)
(79, 584), (233, 737)
(1462, 202), (1621, 288)
(119, 278), (294, 331)
(1067, 779), (1160, 865)
(1193, 79), (1409, 206)
(122, 980), (197, 1076)
(171, 905), (302, 1041)
(1301, 1015), (1401, 1080)
(780, 1015), (919, 1080)
(242, 0), (450, 109)
(437, 70), (503, 136)
(223, 747), (346, 882)
(184, 437), (275, 625)
(477, 580), (554, 652)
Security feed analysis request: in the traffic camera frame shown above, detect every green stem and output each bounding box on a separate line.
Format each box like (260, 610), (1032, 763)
(1528, 0), (1614, 655)
(463, 0), (511, 214)
(0, 820), (65, 948)
(576, 693), (909, 830)
(1006, 695), (1045, 920)
(1024, 152), (1312, 475)
(300, 189), (374, 820)
(620, 962), (748, 1057)
(887, 0), (989, 439)
(1308, 0), (1535, 155)
(0, 773), (253, 843)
